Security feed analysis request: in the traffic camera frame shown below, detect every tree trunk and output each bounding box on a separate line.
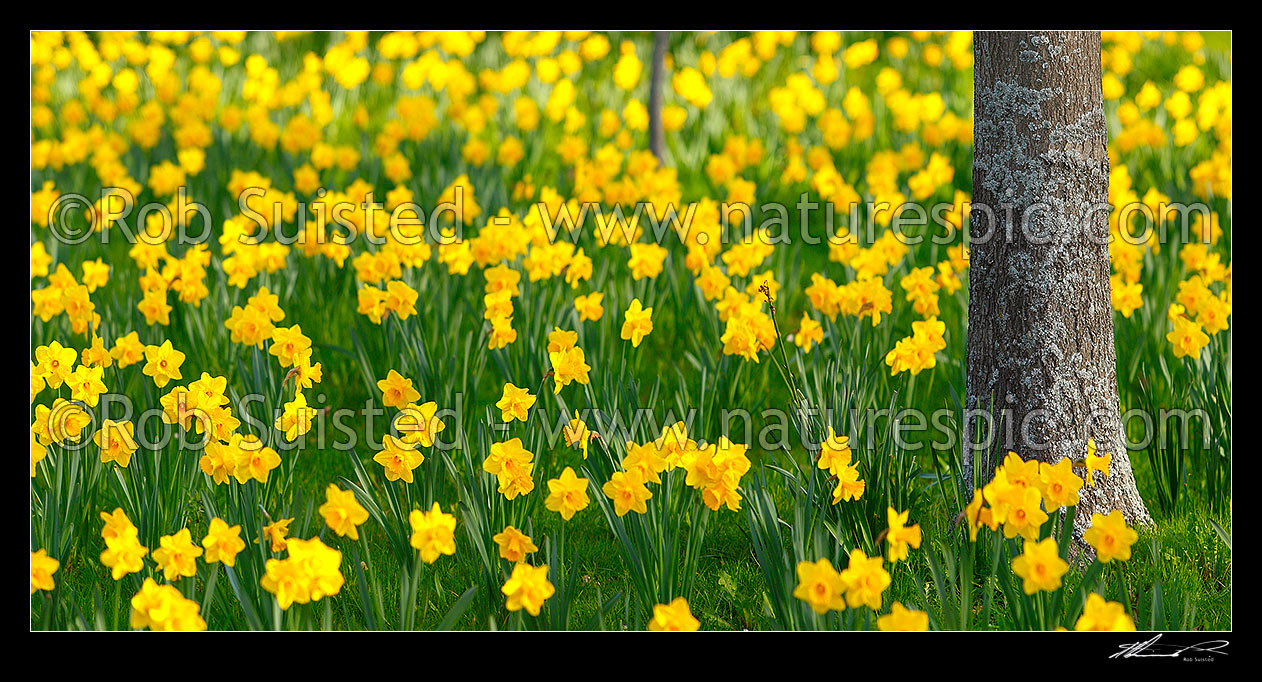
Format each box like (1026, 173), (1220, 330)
(648, 31), (668, 163)
(965, 31), (1152, 534)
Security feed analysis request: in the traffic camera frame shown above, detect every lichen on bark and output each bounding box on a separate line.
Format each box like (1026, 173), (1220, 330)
(966, 31), (1153, 535)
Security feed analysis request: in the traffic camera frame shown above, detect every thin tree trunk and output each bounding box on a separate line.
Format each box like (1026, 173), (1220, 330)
(648, 31), (668, 163)
(965, 31), (1152, 534)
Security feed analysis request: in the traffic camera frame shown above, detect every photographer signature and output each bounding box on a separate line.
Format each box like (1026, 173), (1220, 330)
(1110, 634), (1229, 660)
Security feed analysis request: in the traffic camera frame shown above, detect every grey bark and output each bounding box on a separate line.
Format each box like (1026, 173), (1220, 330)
(648, 31), (668, 163)
(965, 31), (1152, 533)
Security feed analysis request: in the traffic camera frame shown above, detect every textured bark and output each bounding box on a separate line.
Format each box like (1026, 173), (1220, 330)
(648, 31), (668, 163)
(965, 31), (1152, 534)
